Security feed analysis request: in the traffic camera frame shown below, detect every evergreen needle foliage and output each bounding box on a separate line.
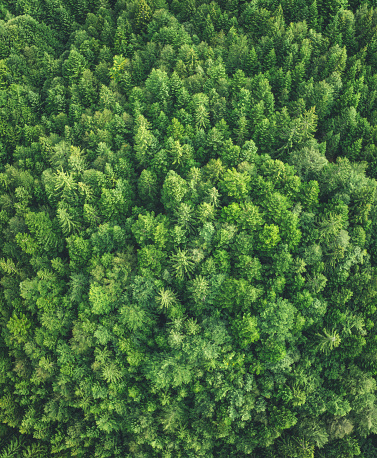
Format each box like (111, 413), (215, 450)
(2, 0), (377, 456)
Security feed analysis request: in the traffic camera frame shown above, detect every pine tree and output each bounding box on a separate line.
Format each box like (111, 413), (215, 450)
(155, 287), (178, 309)
(170, 248), (195, 280)
(316, 328), (341, 353)
(135, 0), (152, 32)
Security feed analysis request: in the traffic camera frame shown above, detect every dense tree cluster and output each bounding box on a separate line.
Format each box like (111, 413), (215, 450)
(2, 0), (377, 456)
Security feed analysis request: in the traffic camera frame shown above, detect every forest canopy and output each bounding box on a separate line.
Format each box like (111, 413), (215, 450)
(2, 0), (377, 457)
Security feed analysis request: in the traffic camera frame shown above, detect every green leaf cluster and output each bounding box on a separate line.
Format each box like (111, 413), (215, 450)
(1, 0), (377, 456)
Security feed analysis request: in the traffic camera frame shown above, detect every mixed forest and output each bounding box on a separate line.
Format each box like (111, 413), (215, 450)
(4, 0), (377, 456)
